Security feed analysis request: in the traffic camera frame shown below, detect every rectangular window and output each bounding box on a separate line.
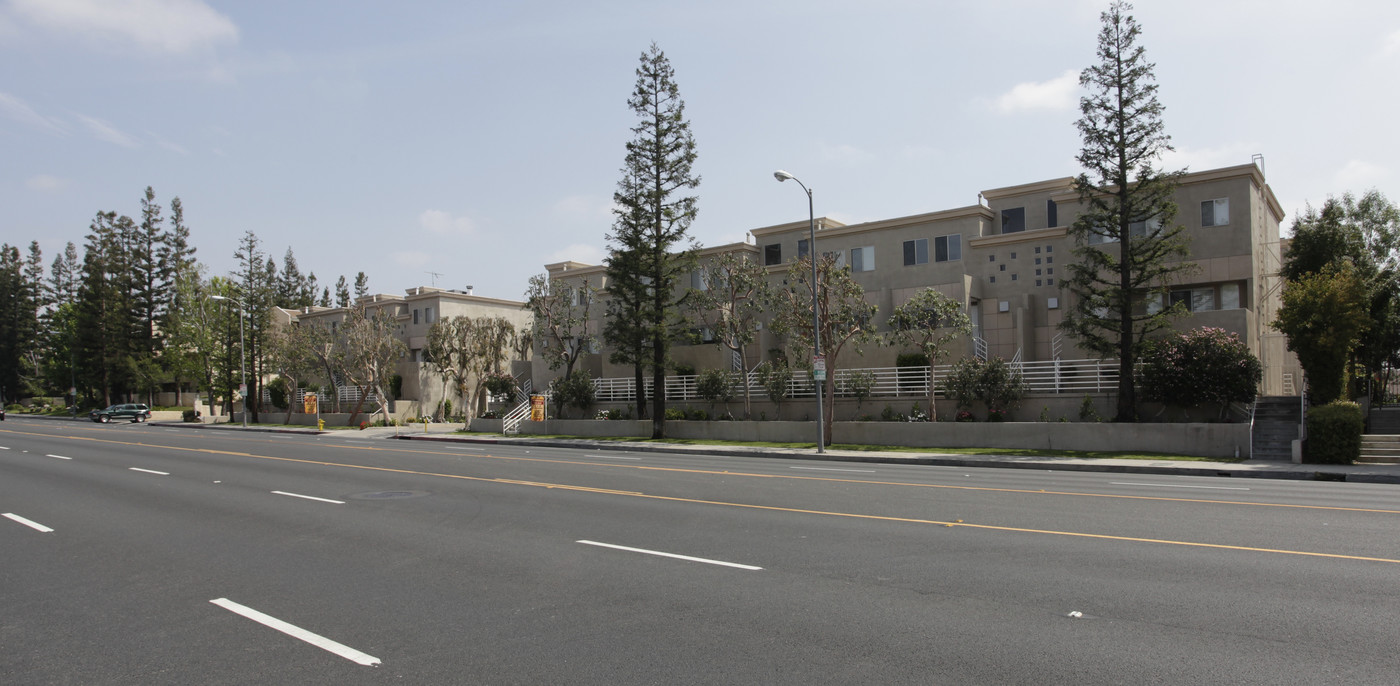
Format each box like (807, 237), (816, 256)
(1035, 279), (1042, 287)
(989, 276), (996, 283)
(999, 264), (1005, 272)
(1170, 288), (1217, 312)
(934, 234), (961, 262)
(764, 244), (781, 266)
(851, 246), (875, 272)
(413, 309), (420, 325)
(1035, 269), (1042, 276)
(1035, 257), (1042, 265)
(826, 250), (846, 269)
(1202, 198), (1229, 227)
(1002, 207), (1025, 234)
(1047, 199), (1058, 228)
(903, 238), (928, 266)
(1221, 283), (1240, 309)
(425, 307), (434, 323)
(798, 239), (810, 259)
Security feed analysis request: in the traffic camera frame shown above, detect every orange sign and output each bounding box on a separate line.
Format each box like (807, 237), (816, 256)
(530, 395), (546, 422)
(303, 394), (318, 415)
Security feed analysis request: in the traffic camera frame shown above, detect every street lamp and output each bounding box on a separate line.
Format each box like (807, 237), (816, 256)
(773, 170), (824, 453)
(210, 294), (247, 428)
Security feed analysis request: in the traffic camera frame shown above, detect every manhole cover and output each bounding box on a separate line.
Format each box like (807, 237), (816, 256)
(347, 490), (430, 500)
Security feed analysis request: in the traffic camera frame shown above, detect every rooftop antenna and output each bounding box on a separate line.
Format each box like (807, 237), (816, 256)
(425, 271), (443, 286)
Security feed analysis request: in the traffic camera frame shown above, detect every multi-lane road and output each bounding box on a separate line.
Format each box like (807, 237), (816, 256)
(4, 416), (1400, 684)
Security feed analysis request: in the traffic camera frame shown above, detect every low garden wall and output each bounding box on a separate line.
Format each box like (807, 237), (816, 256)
(504, 418), (1251, 459)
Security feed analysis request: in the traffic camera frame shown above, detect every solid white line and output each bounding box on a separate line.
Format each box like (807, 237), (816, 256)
(0, 446), (9, 449)
(588, 454), (641, 460)
(46, 454), (73, 460)
(4, 513), (54, 533)
(129, 467), (169, 475)
(1110, 482), (1250, 491)
(789, 466), (876, 473)
(577, 540), (762, 570)
(272, 491), (345, 504)
(209, 598), (380, 666)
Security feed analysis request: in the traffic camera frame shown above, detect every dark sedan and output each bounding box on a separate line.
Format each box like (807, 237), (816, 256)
(90, 403), (151, 423)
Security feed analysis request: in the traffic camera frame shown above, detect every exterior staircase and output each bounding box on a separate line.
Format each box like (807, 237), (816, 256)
(1251, 396), (1303, 461)
(1361, 406), (1400, 463)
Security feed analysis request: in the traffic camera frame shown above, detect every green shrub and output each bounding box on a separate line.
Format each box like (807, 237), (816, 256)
(1139, 327), (1262, 418)
(880, 404), (903, 422)
(268, 377), (289, 410)
(549, 371), (596, 418)
(665, 408), (687, 420)
(895, 351), (930, 367)
(389, 374), (403, 400)
(673, 363), (697, 377)
(1079, 395), (1102, 422)
(845, 370), (876, 410)
(944, 357), (1028, 413)
(755, 361), (792, 419)
(689, 408), (709, 421)
(696, 368), (734, 412)
(182, 409), (199, 422)
(1304, 401), (1363, 464)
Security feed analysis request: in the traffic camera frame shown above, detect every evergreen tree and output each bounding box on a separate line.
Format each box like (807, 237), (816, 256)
(232, 231), (270, 421)
(353, 271), (370, 301)
(335, 275), (350, 307)
(0, 244), (43, 399)
(76, 212), (138, 405)
(132, 187), (166, 362)
(1060, 1), (1190, 422)
(610, 43), (701, 438)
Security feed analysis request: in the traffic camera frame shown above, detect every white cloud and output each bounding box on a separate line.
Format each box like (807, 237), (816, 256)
(418, 209), (475, 236)
(542, 243), (606, 267)
(74, 113), (139, 147)
(1333, 159), (1389, 190)
(0, 92), (66, 136)
(8, 0), (238, 53)
(820, 143), (874, 164)
(1382, 29), (1400, 57)
(25, 174), (68, 191)
(994, 69), (1079, 114)
(147, 130), (188, 155)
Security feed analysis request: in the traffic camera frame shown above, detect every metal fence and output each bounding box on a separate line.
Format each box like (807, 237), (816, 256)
(591, 358), (1120, 403)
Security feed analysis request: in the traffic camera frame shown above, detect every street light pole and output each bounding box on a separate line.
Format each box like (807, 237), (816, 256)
(773, 170), (824, 453)
(211, 295), (247, 428)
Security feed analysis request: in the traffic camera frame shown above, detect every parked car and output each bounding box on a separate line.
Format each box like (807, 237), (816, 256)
(90, 403), (151, 423)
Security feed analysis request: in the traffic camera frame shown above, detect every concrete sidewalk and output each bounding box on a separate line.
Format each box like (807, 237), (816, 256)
(37, 413), (1395, 485)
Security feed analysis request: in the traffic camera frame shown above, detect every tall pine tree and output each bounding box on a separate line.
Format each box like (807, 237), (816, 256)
(1061, 1), (1191, 422)
(608, 43), (700, 438)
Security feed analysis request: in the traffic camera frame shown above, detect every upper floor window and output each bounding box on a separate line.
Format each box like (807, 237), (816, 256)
(690, 269), (708, 291)
(1202, 198), (1229, 227)
(934, 234), (961, 262)
(1002, 207), (1025, 234)
(1046, 199), (1058, 228)
(798, 239), (810, 259)
(413, 309), (420, 325)
(764, 244), (782, 266)
(850, 246), (875, 272)
(424, 306), (435, 323)
(903, 238), (928, 266)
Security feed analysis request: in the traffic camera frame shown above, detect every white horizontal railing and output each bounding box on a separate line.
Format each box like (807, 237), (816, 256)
(590, 358), (1120, 403)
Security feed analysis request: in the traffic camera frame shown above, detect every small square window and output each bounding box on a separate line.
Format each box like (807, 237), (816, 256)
(1010, 252), (1017, 259)
(1036, 269), (1042, 276)
(1035, 279), (1042, 286)
(989, 255), (996, 262)
(989, 276), (996, 283)
(1046, 245), (1053, 253)
(999, 264), (1005, 272)
(1048, 297), (1059, 309)
(1047, 256), (1053, 264)
(1047, 278), (1054, 285)
(1012, 273), (1018, 281)
(764, 244), (782, 266)
(1035, 257), (1042, 265)
(1035, 247), (1041, 254)
(1047, 267), (1053, 275)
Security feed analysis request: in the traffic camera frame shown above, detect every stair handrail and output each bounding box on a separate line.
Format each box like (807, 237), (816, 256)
(502, 396), (534, 435)
(1249, 399), (1256, 460)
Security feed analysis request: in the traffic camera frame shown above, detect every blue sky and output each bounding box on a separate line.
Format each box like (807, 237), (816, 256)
(3, 0), (1398, 302)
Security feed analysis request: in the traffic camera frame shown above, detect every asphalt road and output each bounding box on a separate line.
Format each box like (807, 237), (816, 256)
(4, 416), (1400, 684)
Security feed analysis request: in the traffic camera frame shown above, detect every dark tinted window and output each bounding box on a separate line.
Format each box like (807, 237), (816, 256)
(764, 244), (781, 266)
(1002, 207), (1025, 234)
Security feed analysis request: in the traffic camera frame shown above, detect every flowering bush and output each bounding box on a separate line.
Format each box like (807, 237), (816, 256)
(987, 408), (1006, 422)
(1139, 327), (1262, 417)
(483, 372), (518, 398)
(906, 403), (929, 422)
(955, 410), (975, 422)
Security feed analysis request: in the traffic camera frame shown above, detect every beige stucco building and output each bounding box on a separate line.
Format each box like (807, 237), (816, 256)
(537, 162), (1299, 398)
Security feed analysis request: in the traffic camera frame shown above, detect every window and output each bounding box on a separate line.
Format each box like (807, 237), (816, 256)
(989, 276), (996, 283)
(1034, 247), (1041, 254)
(1045, 245), (1052, 253)
(1010, 252), (1016, 259)
(989, 255), (996, 262)
(1202, 198), (1229, 227)
(903, 238), (928, 266)
(1046, 256), (1053, 264)
(999, 264), (1005, 272)
(798, 239), (810, 259)
(825, 250), (846, 269)
(1035, 269), (1042, 276)
(1035, 279), (1042, 287)
(1089, 218), (1162, 244)
(1035, 257), (1042, 265)
(413, 309), (420, 325)
(1221, 283), (1240, 309)
(690, 269), (708, 290)
(1047, 199), (1058, 228)
(1170, 288), (1216, 312)
(850, 246), (875, 272)
(1012, 273), (1018, 281)
(1047, 278), (1054, 285)
(934, 234), (961, 262)
(425, 306), (434, 323)
(1047, 267), (1053, 275)
(764, 244), (782, 266)
(1002, 207), (1025, 234)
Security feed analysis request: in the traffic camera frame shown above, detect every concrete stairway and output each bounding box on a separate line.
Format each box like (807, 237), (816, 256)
(1361, 407), (1400, 463)
(1251, 396), (1302, 461)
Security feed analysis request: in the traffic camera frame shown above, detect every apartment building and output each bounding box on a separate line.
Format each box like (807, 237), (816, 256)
(539, 162), (1299, 398)
(290, 286), (532, 415)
